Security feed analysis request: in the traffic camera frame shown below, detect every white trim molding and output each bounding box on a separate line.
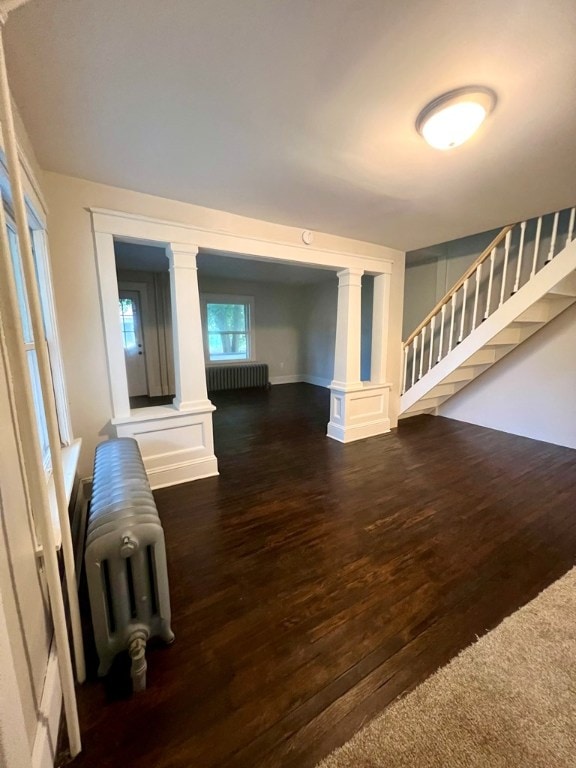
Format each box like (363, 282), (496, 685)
(90, 208), (394, 276)
(200, 292), (256, 364)
(91, 207), (397, 484)
(31, 644), (62, 768)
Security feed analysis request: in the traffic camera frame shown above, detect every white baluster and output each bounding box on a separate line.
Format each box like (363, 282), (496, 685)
(402, 346), (408, 395)
(458, 279), (468, 343)
(513, 221), (527, 294)
(472, 262), (482, 330)
(411, 336), (418, 387)
(437, 304), (446, 363)
(530, 216), (542, 278)
(484, 248), (496, 320)
(419, 327), (425, 379)
(499, 229), (512, 307)
(547, 211), (559, 262)
(448, 293), (456, 351)
(428, 315), (436, 372)
(567, 208), (576, 247)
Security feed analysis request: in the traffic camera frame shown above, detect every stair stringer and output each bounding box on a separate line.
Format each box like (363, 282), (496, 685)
(400, 239), (576, 416)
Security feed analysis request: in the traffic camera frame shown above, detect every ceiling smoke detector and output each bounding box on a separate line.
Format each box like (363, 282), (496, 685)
(416, 86), (496, 150)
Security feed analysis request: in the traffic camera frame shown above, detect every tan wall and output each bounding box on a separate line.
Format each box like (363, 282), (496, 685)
(44, 172), (405, 477)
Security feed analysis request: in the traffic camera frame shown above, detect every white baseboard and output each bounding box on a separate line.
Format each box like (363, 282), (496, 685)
(268, 374), (331, 388)
(32, 643), (62, 768)
(146, 455), (219, 490)
(327, 418), (391, 443)
(269, 374), (305, 385)
(302, 375), (331, 389)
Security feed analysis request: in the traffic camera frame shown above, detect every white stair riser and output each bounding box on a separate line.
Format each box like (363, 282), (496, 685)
(401, 236), (576, 415)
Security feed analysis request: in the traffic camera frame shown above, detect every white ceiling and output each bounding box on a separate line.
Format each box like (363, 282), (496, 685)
(5, 0), (576, 250)
(196, 253), (335, 285)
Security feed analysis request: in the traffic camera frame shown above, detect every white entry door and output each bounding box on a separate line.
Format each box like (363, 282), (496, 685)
(119, 290), (148, 396)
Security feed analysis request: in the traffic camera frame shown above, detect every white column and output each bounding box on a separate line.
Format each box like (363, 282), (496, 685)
(327, 268), (391, 444)
(94, 231), (131, 418)
(168, 244), (211, 411)
(370, 272), (391, 384)
(331, 267), (364, 389)
(112, 243), (218, 488)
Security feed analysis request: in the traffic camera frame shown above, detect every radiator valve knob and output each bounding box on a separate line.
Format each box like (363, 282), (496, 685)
(120, 535), (138, 558)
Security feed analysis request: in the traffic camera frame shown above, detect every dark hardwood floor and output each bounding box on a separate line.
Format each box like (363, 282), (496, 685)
(72, 383), (576, 768)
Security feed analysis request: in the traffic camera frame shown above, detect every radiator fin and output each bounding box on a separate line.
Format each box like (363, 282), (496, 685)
(206, 363), (269, 391)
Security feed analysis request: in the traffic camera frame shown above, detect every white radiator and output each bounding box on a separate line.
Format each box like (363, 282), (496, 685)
(85, 438), (174, 690)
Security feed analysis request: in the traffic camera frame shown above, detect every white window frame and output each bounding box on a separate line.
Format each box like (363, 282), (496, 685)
(30, 225), (73, 447)
(201, 293), (256, 365)
(1, 169), (73, 473)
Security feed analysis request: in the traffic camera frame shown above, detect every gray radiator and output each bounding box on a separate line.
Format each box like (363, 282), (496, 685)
(85, 437), (174, 691)
(206, 363), (269, 391)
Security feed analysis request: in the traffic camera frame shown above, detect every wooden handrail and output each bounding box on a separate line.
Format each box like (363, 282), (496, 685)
(403, 224), (515, 347)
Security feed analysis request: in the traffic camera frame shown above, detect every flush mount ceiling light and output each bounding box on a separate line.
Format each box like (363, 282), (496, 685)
(416, 86), (496, 150)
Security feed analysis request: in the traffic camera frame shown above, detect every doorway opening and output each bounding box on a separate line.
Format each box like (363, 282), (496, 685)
(196, 251), (373, 449)
(114, 240), (175, 409)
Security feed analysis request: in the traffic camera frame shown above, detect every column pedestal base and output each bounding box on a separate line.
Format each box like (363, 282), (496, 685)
(327, 382), (392, 443)
(112, 403), (218, 489)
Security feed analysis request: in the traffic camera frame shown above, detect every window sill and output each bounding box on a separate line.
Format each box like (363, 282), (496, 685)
(37, 438), (82, 556)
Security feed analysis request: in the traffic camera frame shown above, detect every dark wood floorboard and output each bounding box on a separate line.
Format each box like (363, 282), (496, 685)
(71, 383), (576, 768)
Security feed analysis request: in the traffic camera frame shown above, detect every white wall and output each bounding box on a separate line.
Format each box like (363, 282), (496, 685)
(44, 171), (404, 477)
(198, 274), (308, 382)
(439, 303), (576, 449)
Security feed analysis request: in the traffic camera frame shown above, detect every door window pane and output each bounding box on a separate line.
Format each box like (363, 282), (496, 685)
(119, 297), (137, 349)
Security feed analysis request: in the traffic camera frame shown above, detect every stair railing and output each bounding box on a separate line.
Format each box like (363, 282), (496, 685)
(402, 206), (576, 395)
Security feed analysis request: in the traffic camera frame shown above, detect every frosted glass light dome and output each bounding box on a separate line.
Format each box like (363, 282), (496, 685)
(416, 87), (496, 150)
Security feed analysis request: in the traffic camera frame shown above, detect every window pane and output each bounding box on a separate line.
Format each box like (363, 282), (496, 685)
(207, 303), (247, 333)
(119, 298), (137, 350)
(27, 349), (51, 469)
(208, 332), (248, 361)
(206, 302), (250, 361)
(7, 226), (33, 344)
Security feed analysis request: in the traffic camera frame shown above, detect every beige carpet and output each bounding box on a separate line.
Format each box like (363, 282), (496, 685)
(317, 568), (576, 767)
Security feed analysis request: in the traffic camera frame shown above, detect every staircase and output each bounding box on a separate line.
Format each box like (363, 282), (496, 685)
(401, 207), (576, 418)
